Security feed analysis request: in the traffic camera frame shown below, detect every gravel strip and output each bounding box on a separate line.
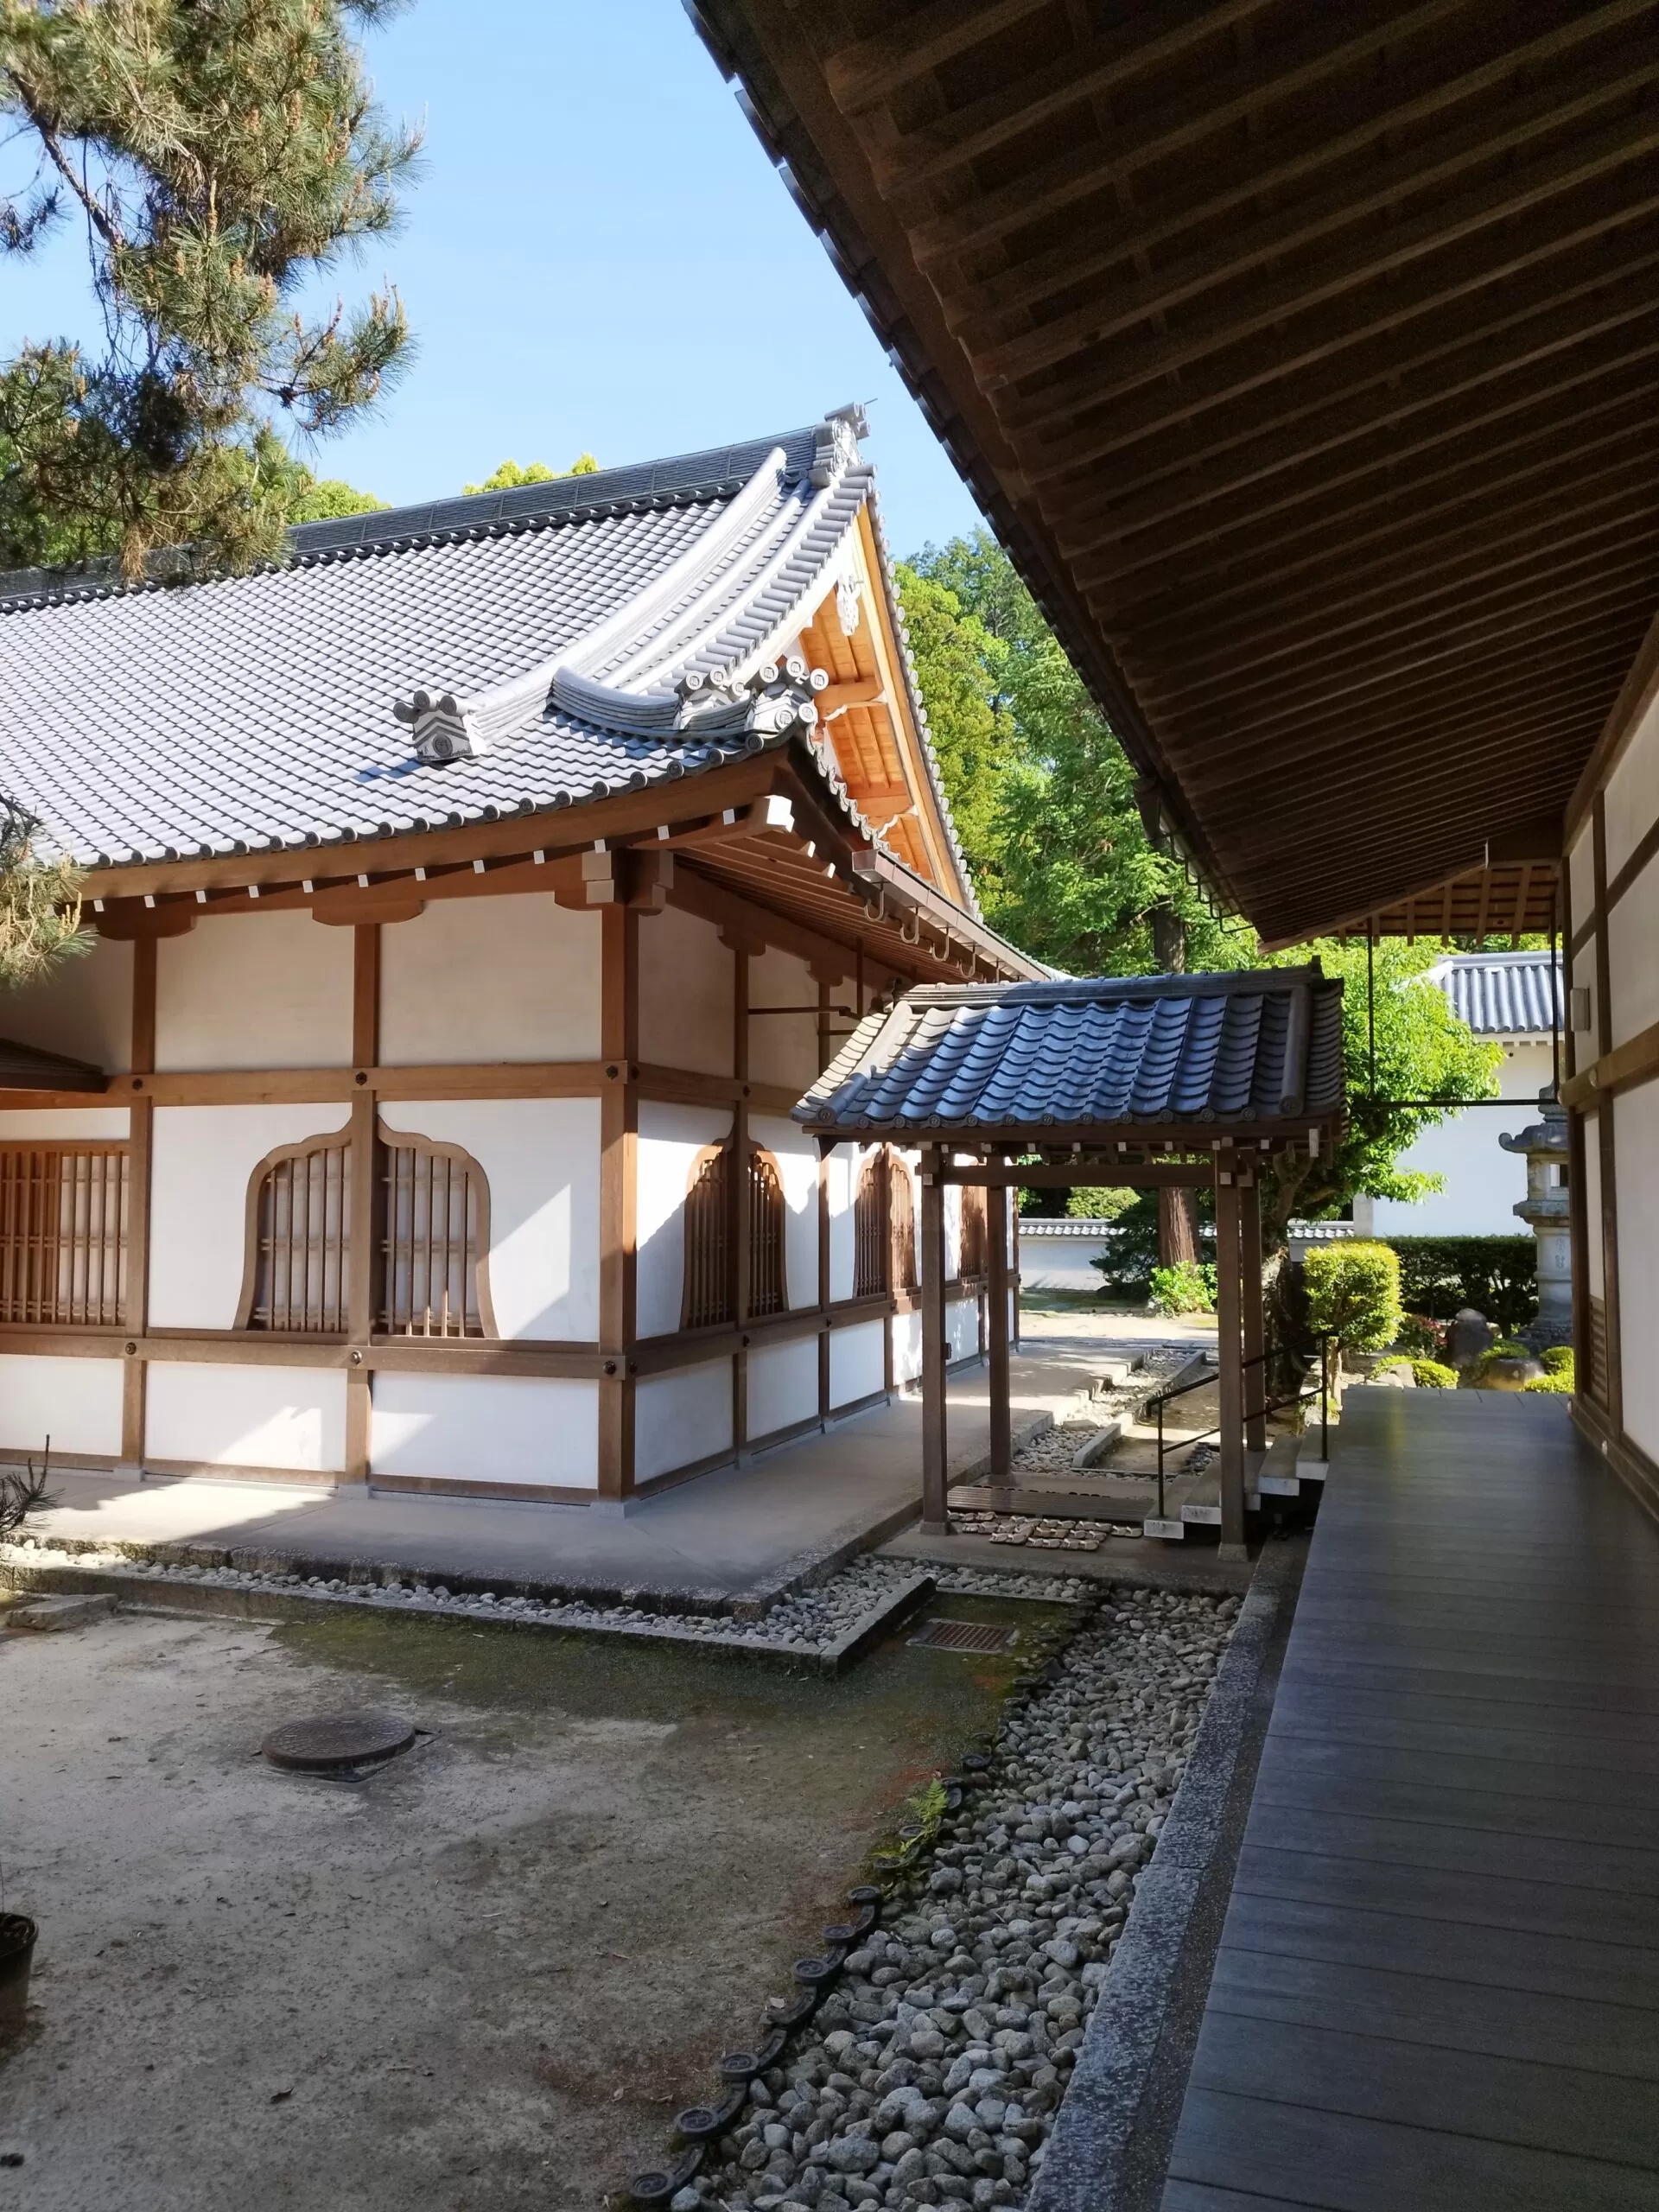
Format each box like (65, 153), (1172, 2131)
(1, 1540), (1088, 1652)
(676, 1585), (1239, 2211)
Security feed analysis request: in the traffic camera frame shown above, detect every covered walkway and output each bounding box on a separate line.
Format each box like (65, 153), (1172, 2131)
(1162, 1388), (1659, 2209)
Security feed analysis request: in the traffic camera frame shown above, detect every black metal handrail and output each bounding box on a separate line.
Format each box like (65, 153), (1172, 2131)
(1148, 1336), (1331, 1521)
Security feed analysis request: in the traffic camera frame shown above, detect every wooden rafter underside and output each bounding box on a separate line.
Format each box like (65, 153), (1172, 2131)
(694, 0), (1659, 941)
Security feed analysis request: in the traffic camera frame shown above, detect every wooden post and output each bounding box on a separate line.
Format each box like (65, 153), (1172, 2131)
(1214, 1154), (1248, 1560)
(817, 972), (831, 1427)
(343, 923), (381, 1484)
(1592, 794), (1622, 1429)
(120, 936), (157, 1474)
(1241, 1172), (1267, 1452)
(732, 944), (750, 1459)
(920, 1144), (949, 1534)
(598, 901), (639, 1501)
(986, 1167), (1012, 1487)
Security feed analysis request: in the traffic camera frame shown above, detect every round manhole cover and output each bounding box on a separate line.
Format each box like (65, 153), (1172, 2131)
(260, 1711), (416, 1772)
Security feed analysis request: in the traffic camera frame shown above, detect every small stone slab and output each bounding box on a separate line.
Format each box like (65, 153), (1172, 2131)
(1071, 1420), (1124, 1470)
(6, 1592), (116, 1632)
(260, 1710), (415, 1772)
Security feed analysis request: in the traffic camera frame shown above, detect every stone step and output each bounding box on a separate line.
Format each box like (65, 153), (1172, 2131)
(1256, 1434), (1305, 1497)
(5, 1591), (118, 1632)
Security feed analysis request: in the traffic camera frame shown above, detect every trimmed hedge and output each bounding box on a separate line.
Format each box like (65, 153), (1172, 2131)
(1376, 1236), (1536, 1335)
(1305, 1241), (1402, 1357)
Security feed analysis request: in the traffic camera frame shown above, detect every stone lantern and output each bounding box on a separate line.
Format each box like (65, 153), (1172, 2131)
(1499, 1087), (1573, 1351)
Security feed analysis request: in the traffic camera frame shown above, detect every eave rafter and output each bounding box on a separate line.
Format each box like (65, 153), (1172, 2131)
(688, 0), (1659, 944)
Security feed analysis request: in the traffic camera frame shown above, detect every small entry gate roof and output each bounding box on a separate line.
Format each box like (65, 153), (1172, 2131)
(794, 964), (1344, 1147)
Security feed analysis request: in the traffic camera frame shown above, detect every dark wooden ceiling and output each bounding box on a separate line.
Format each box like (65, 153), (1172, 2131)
(690, 0), (1659, 944)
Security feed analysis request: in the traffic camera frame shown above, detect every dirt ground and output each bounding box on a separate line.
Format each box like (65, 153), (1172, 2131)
(0, 1595), (1052, 2212)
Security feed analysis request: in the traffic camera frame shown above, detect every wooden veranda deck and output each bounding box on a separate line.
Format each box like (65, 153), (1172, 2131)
(1163, 1387), (1659, 2210)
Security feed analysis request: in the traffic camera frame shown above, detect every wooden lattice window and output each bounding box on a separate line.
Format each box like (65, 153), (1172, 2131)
(959, 1184), (988, 1280)
(681, 1139), (788, 1328)
(853, 1149), (889, 1297)
(890, 1152), (917, 1291)
(748, 1147), (787, 1319)
(378, 1134), (493, 1338)
(0, 1144), (129, 1325)
(238, 1135), (350, 1333)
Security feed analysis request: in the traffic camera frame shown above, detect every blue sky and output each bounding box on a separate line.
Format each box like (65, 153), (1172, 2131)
(0, 0), (988, 559)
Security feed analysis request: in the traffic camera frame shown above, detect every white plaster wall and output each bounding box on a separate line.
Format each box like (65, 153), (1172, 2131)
(830, 1319), (885, 1408)
(892, 1308), (923, 1386)
(149, 1103), (351, 1329)
(0, 1354), (124, 1459)
(747, 1335), (819, 1443)
(1607, 856), (1659, 1051)
(752, 1113), (818, 1311)
(1568, 825), (1596, 938)
(0, 936), (133, 1073)
(1615, 1083), (1659, 1465)
(1584, 1112), (1605, 1297)
(157, 912), (353, 1071)
(636, 1102), (734, 1338)
(145, 1363), (346, 1473)
(749, 946), (821, 1094)
(1604, 693), (1659, 881)
(369, 1372), (599, 1488)
(1370, 1043), (1554, 1238)
(378, 1099), (601, 1340)
(947, 1296), (980, 1362)
(635, 1358), (732, 1481)
(639, 910), (732, 1076)
(379, 894), (601, 1065)
(0, 1108), (130, 1140)
(826, 1145), (856, 1302)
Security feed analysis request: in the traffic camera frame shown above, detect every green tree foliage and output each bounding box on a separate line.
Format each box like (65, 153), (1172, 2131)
(464, 454), (600, 494)
(1065, 1186), (1139, 1220)
(285, 471), (386, 522)
(0, 0), (419, 577)
(899, 531), (1251, 976)
(0, 799), (86, 986)
(1258, 939), (1502, 1243)
(1303, 1242), (1403, 1367)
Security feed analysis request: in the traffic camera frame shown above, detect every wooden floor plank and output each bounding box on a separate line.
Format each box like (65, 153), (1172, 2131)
(1159, 1392), (1659, 2211)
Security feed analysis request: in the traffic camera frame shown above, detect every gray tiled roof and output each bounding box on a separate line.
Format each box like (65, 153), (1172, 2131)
(1427, 950), (1562, 1036)
(794, 968), (1344, 1135)
(0, 415), (970, 890)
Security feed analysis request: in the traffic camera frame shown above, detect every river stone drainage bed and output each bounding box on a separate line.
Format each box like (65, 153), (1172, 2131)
(908, 1619), (1021, 1655)
(626, 1583), (1240, 2211)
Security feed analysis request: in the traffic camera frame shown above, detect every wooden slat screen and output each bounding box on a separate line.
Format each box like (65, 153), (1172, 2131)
(378, 1141), (485, 1338)
(683, 1142), (734, 1330)
(0, 1145), (128, 1325)
(853, 1150), (889, 1297)
(890, 1154), (917, 1291)
(249, 1142), (350, 1332)
(958, 1185), (988, 1281)
(748, 1148), (787, 1319)
(1586, 1294), (1609, 1407)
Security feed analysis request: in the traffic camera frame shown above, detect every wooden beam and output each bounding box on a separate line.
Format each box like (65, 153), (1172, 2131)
(1563, 1019), (1659, 1111)
(1592, 795), (1622, 1434)
(823, 0), (1049, 115)
(119, 935), (156, 1471)
(937, 1161), (1219, 1187)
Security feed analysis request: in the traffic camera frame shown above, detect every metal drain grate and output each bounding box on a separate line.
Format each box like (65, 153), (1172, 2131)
(908, 1618), (1020, 1654)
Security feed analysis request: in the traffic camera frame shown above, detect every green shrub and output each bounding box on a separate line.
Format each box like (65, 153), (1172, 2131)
(1149, 1261), (1217, 1314)
(1393, 1312), (1447, 1359)
(1379, 1236), (1537, 1334)
(1541, 1344), (1575, 1376)
(1523, 1369), (1574, 1393)
(1304, 1241), (1402, 1362)
(1410, 1358), (1458, 1389)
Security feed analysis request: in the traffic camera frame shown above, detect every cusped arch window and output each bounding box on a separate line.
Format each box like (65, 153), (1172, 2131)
(681, 1137), (788, 1329)
(852, 1148), (889, 1299)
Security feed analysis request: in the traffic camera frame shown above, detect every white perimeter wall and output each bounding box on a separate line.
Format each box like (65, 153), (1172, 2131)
(0, 1108), (130, 1141)
(0, 1354), (124, 1459)
(1370, 1042), (1555, 1237)
(893, 1308), (922, 1387)
(148, 1103), (353, 1328)
(378, 1098), (601, 1339)
(0, 936), (133, 1072)
(157, 912), (353, 1071)
(825, 1145), (857, 1301)
(379, 895), (601, 1065)
(1616, 1084), (1659, 1465)
(947, 1296), (980, 1362)
(638, 911), (732, 1077)
(636, 1358), (731, 1482)
(146, 1362), (346, 1474)
(370, 1374), (599, 1488)
(747, 1334), (818, 1443)
(636, 1102), (734, 1338)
